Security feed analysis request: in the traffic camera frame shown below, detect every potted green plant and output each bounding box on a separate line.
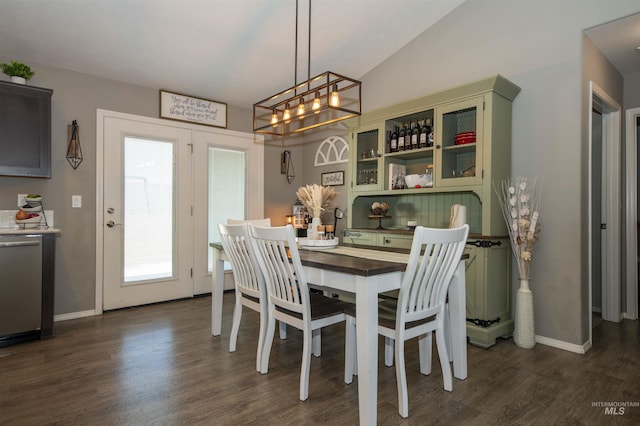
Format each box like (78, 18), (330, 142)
(0, 60), (35, 84)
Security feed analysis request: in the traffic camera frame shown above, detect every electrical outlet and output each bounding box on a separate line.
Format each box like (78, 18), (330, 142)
(17, 194), (26, 207)
(72, 195), (82, 208)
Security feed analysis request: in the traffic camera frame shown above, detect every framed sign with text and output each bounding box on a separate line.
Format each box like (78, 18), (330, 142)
(159, 90), (227, 128)
(321, 171), (344, 186)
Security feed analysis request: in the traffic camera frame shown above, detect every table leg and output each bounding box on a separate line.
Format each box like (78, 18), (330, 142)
(448, 261), (467, 379)
(212, 250), (224, 336)
(355, 276), (379, 426)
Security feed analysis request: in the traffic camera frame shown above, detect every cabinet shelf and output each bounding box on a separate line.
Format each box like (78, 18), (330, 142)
(357, 157), (380, 163)
(385, 147), (434, 160)
(443, 143), (476, 153)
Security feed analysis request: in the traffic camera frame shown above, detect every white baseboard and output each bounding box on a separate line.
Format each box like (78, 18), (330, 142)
(535, 334), (590, 354)
(54, 309), (98, 322)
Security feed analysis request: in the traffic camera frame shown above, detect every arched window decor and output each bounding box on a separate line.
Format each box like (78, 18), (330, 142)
(314, 136), (349, 166)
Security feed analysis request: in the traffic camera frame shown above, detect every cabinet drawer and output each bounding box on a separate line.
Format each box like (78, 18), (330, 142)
(381, 234), (413, 249)
(343, 230), (379, 246)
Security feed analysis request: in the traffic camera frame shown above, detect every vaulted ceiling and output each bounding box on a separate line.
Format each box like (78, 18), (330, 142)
(0, 0), (466, 108)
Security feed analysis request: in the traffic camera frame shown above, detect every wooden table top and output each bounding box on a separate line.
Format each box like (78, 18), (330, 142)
(212, 242), (468, 278)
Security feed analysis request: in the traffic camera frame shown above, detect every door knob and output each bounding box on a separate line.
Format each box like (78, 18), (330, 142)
(106, 220), (122, 228)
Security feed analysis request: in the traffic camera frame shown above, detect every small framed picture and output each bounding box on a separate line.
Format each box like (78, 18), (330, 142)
(321, 171), (344, 186)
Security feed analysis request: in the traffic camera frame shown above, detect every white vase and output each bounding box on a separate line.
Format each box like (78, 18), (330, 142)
(513, 278), (536, 349)
(308, 217), (321, 240)
(10, 76), (26, 85)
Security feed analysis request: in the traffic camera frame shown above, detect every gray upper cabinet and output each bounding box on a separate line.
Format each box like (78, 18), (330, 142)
(0, 81), (53, 178)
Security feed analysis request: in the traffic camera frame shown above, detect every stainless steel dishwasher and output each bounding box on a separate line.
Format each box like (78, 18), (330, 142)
(0, 234), (43, 345)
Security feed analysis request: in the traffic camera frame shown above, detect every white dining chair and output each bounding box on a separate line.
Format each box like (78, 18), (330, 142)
(217, 222), (269, 373)
(344, 225), (469, 418)
(226, 217), (288, 341)
(249, 224), (353, 401)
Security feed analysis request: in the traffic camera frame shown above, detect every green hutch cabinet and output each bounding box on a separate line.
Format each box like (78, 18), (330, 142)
(344, 74), (520, 348)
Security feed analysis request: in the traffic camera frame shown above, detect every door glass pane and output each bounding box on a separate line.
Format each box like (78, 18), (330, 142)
(208, 148), (245, 271)
(124, 137), (174, 283)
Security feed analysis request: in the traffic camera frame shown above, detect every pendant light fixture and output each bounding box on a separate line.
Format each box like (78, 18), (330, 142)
(253, 0), (361, 137)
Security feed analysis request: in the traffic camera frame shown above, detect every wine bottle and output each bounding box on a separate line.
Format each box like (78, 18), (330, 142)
(411, 121), (419, 150)
(426, 118), (434, 147)
(419, 119), (429, 148)
(398, 124), (405, 151)
(390, 127), (398, 152)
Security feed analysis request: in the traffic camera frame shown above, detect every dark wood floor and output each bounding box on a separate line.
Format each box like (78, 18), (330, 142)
(1, 293), (639, 425)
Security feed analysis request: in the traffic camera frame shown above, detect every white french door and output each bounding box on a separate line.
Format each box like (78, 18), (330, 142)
(97, 110), (264, 312)
(102, 116), (193, 310)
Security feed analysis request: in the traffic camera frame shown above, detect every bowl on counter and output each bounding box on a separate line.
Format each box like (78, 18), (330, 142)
(404, 174), (427, 189)
(20, 204), (42, 212)
(15, 213), (42, 229)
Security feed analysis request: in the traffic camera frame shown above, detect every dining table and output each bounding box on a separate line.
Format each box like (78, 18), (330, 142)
(210, 242), (468, 425)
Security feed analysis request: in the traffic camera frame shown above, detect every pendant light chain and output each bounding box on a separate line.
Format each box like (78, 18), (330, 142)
(253, 0), (361, 136)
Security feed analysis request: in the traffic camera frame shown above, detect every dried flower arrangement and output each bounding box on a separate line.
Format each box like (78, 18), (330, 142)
(494, 177), (542, 280)
(296, 184), (338, 219)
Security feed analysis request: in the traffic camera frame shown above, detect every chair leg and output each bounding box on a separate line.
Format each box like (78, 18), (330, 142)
(344, 315), (357, 384)
(278, 320), (287, 340)
(436, 327), (453, 392)
(259, 313), (276, 375)
(229, 297), (242, 353)
(418, 332), (432, 376)
(312, 329), (321, 357)
(444, 303), (452, 361)
(385, 336), (394, 367)
(300, 327), (312, 401)
(256, 309), (266, 373)
(395, 336), (409, 418)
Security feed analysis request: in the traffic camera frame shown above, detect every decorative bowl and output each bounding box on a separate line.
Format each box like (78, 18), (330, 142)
(454, 131), (476, 145)
(405, 174), (428, 189)
(15, 213), (42, 229)
(21, 204), (42, 212)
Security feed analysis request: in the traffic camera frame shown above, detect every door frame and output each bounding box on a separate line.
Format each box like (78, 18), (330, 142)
(96, 109), (264, 314)
(588, 81), (621, 341)
(625, 106), (639, 320)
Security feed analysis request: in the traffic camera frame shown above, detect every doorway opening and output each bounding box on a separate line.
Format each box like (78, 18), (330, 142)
(589, 82), (622, 345)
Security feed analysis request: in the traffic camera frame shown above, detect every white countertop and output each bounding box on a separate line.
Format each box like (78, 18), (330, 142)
(0, 227), (61, 235)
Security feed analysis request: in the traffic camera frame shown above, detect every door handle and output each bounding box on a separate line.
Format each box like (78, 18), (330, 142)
(106, 220), (122, 228)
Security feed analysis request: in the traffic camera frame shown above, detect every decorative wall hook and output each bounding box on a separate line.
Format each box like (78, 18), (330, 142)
(67, 119), (83, 169)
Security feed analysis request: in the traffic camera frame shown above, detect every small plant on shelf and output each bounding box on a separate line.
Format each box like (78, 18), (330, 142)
(1, 60), (35, 81)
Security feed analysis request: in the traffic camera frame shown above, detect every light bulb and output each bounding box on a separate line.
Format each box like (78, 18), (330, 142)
(312, 91), (321, 112)
(283, 103), (291, 122)
(270, 110), (278, 127)
(297, 97), (305, 117)
(329, 84), (340, 107)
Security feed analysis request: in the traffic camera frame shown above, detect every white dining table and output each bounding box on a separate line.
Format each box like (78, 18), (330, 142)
(210, 243), (467, 425)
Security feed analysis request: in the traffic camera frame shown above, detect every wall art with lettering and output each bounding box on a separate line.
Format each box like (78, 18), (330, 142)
(160, 90), (227, 128)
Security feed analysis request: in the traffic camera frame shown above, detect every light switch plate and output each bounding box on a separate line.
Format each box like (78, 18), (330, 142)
(18, 194), (26, 207)
(72, 195), (82, 208)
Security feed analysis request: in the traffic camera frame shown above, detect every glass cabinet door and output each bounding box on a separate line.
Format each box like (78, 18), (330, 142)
(435, 97), (483, 187)
(352, 124), (382, 192)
